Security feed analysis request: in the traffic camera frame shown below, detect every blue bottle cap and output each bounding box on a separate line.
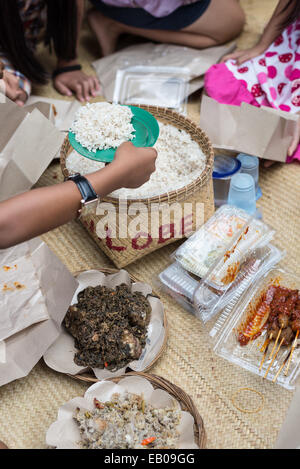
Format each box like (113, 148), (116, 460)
(213, 155), (241, 179)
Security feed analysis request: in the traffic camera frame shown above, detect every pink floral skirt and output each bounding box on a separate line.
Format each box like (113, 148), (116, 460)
(205, 19), (300, 162)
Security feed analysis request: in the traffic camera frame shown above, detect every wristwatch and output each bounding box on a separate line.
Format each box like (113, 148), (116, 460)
(68, 173), (99, 218)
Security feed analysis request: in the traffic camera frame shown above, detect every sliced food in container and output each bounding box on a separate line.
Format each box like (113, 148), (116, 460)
(206, 217), (275, 292)
(210, 268), (300, 390)
(174, 205), (252, 279)
(195, 244), (283, 323)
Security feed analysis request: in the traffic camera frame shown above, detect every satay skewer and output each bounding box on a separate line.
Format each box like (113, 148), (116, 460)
(259, 345), (269, 372)
(259, 330), (280, 372)
(284, 329), (299, 377)
(264, 337), (284, 379)
(272, 351), (291, 383)
(269, 328), (282, 360)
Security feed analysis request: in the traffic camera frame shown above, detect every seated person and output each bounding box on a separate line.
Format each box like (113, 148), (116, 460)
(87, 0), (245, 56)
(0, 0), (100, 105)
(205, 0), (300, 162)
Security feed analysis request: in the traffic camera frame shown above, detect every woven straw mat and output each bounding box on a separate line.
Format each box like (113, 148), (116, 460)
(1, 0), (299, 449)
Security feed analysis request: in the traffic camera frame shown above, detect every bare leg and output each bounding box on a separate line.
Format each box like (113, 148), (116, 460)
(88, 0), (245, 56)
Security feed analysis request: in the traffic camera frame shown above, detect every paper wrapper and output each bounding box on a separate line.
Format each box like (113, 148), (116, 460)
(0, 238), (78, 386)
(46, 376), (198, 449)
(0, 242), (49, 342)
(200, 95), (298, 162)
(0, 97), (65, 201)
(92, 42), (236, 102)
(43, 270), (166, 379)
(26, 96), (82, 132)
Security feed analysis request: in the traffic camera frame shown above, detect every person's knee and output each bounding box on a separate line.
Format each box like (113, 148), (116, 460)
(220, 5), (246, 43)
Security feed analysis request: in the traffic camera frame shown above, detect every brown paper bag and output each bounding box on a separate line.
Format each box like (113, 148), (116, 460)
(199, 95), (298, 162)
(92, 42), (236, 102)
(0, 238), (78, 386)
(0, 98), (65, 201)
(26, 96), (82, 132)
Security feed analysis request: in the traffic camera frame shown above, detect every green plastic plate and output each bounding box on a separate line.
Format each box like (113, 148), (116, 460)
(68, 105), (160, 163)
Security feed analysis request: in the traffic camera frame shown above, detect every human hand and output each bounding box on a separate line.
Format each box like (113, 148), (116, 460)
(221, 43), (268, 66)
(0, 69), (27, 106)
(53, 69), (101, 102)
(111, 142), (157, 189)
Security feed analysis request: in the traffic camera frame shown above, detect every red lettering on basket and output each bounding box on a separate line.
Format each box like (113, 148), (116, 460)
(132, 232), (153, 250)
(105, 227), (126, 252)
(158, 223), (175, 244)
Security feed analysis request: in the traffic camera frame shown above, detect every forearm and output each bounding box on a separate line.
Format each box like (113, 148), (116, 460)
(0, 164), (121, 249)
(259, 0), (296, 48)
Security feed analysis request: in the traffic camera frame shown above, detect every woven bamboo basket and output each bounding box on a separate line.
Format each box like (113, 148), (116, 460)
(68, 371), (206, 449)
(64, 267), (168, 380)
(60, 105), (215, 268)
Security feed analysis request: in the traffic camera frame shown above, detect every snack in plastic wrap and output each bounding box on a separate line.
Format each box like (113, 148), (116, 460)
(211, 269), (300, 390)
(175, 205), (274, 290)
(175, 205), (250, 278)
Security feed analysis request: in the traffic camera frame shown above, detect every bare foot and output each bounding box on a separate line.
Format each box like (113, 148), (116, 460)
(88, 9), (122, 57)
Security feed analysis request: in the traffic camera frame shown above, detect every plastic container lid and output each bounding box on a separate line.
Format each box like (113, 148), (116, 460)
(213, 155), (241, 179)
(68, 105), (160, 163)
(113, 65), (190, 115)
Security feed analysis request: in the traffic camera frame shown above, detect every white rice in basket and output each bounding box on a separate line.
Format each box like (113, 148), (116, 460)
(67, 120), (206, 199)
(70, 102), (135, 152)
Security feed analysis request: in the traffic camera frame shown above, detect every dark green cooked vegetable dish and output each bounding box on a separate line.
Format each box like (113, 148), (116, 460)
(63, 284), (152, 371)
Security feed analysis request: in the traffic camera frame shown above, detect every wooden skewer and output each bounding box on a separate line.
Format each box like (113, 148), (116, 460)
(259, 333), (274, 371)
(264, 337), (284, 379)
(260, 334), (272, 353)
(272, 351), (291, 383)
(269, 328), (282, 360)
(284, 330), (299, 377)
(259, 347), (269, 372)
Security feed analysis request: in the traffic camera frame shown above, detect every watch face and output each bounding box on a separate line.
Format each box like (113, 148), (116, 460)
(79, 198), (99, 218)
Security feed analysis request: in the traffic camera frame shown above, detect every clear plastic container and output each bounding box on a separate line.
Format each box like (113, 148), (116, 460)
(159, 244), (282, 321)
(237, 153), (262, 200)
(113, 66), (190, 115)
(158, 262), (198, 313)
(227, 173), (257, 215)
(211, 268), (300, 390)
(175, 207), (274, 289)
(194, 244), (283, 323)
(213, 155), (241, 207)
(174, 205), (274, 281)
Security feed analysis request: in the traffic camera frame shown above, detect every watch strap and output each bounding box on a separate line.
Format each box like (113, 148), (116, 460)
(68, 173), (98, 217)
